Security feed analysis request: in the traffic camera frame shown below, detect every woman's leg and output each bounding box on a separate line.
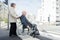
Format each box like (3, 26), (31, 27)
(9, 23), (13, 36)
(9, 23), (17, 36)
(12, 23), (17, 36)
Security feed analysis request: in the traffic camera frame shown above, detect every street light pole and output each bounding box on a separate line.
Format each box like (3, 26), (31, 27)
(7, 0), (10, 30)
(4, 0), (10, 30)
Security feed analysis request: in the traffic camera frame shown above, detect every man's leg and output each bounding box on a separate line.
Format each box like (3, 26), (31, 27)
(22, 26), (24, 33)
(28, 28), (29, 32)
(27, 27), (30, 34)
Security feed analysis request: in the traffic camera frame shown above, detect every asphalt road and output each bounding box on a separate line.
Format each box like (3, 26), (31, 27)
(0, 28), (57, 40)
(0, 28), (22, 40)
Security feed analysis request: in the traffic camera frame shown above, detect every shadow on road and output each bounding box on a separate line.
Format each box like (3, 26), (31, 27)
(39, 36), (52, 40)
(30, 35), (52, 40)
(0, 36), (22, 40)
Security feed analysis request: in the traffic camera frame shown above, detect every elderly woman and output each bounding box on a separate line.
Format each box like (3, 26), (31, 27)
(9, 3), (19, 37)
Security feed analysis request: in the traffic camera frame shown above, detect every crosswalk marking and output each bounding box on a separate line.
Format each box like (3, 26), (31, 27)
(18, 35), (39, 40)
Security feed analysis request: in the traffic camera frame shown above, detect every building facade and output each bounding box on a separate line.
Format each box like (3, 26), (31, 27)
(38, 0), (56, 24)
(0, 1), (8, 21)
(56, 0), (60, 25)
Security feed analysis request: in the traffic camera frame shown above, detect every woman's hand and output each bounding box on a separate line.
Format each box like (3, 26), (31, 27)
(16, 17), (20, 19)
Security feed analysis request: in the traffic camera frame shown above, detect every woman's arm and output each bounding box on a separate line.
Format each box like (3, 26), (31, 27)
(9, 8), (19, 19)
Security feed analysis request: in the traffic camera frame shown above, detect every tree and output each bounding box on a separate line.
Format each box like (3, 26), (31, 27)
(3, 18), (8, 23)
(0, 17), (3, 27)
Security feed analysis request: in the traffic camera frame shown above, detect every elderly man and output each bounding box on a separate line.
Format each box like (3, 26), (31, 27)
(20, 11), (40, 39)
(20, 11), (33, 34)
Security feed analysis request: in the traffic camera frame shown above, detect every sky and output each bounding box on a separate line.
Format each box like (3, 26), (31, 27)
(0, 0), (56, 22)
(8, 0), (41, 16)
(0, 0), (41, 16)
